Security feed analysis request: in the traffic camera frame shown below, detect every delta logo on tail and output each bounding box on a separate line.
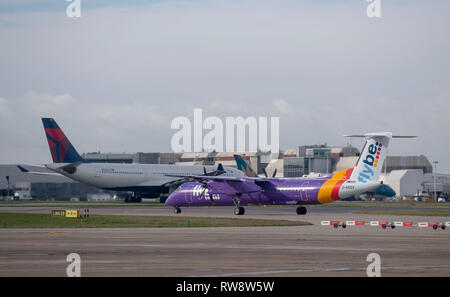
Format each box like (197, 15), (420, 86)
(42, 118), (86, 164)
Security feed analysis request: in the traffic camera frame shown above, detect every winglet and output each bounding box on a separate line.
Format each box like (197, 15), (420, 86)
(17, 165), (29, 173)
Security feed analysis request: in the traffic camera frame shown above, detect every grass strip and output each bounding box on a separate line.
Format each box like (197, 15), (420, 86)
(0, 212), (311, 228)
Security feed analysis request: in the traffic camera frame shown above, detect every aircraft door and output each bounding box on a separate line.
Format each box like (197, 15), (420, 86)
(300, 182), (309, 201)
(185, 190), (193, 204)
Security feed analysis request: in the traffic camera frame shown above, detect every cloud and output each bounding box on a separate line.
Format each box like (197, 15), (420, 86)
(272, 99), (291, 114)
(0, 1), (449, 170)
(0, 91), (171, 163)
(21, 91), (74, 114)
(0, 96), (9, 114)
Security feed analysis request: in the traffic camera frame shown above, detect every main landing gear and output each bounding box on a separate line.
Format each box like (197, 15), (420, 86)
(234, 207), (245, 215)
(124, 193), (142, 203)
(232, 193), (245, 216)
(296, 206), (307, 215)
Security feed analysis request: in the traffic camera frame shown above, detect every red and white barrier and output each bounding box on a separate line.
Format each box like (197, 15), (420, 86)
(321, 220), (449, 230)
(345, 220), (365, 226)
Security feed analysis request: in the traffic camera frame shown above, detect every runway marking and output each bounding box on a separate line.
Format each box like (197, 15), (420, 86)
(48, 232), (71, 236)
(188, 264), (450, 277)
(81, 242), (399, 252)
(0, 260), (118, 265)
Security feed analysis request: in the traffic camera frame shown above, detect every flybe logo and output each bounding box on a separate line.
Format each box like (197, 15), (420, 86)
(358, 141), (382, 183)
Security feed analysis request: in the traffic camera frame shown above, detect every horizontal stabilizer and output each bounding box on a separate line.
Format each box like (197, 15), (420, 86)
(344, 133), (416, 138)
(17, 165), (62, 176)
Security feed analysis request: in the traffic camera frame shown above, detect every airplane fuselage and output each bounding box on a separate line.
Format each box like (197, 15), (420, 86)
(165, 169), (381, 207)
(46, 163), (245, 194)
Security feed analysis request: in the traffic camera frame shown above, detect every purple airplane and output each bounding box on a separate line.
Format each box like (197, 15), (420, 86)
(165, 133), (415, 215)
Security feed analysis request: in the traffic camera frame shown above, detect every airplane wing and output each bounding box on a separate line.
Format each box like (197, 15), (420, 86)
(165, 174), (249, 182)
(165, 174), (262, 194)
(161, 164), (227, 192)
(163, 164), (225, 187)
(17, 165), (62, 176)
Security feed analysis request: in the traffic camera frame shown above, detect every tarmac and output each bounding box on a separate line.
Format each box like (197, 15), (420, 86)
(0, 204), (449, 277)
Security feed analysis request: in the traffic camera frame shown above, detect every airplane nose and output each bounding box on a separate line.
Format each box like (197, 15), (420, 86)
(165, 194), (179, 207)
(165, 196), (174, 206)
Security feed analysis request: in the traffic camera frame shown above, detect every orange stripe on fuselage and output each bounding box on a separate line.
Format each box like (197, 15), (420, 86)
(318, 169), (353, 204)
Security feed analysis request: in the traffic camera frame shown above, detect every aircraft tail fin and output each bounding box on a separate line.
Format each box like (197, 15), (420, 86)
(233, 154), (258, 177)
(345, 133), (415, 183)
(42, 118), (87, 163)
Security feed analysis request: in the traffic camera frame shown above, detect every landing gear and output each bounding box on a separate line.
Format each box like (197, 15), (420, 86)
(232, 193), (245, 215)
(125, 193), (142, 203)
(174, 207), (181, 214)
(296, 206), (307, 215)
(234, 207), (245, 216)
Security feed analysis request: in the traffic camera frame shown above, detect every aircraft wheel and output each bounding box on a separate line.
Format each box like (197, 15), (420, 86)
(441, 225), (446, 230)
(234, 207), (245, 215)
(296, 206), (307, 215)
(174, 208), (181, 214)
(159, 195), (168, 204)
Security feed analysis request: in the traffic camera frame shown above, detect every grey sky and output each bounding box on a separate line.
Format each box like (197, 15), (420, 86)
(0, 0), (449, 172)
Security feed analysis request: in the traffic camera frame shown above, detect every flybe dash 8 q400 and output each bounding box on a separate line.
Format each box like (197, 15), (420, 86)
(18, 118), (245, 202)
(165, 133), (415, 215)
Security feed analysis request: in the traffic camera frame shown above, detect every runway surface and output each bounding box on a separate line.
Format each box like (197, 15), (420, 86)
(1, 204), (450, 277)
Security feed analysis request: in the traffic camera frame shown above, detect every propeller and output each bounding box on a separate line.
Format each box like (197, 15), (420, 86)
(198, 180), (215, 205)
(263, 167), (277, 178)
(215, 164), (225, 176)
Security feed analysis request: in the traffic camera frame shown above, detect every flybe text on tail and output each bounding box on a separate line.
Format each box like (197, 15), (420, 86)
(346, 133), (392, 184)
(358, 141), (383, 183)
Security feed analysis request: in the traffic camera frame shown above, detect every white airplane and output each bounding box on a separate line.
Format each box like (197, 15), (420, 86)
(18, 118), (245, 202)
